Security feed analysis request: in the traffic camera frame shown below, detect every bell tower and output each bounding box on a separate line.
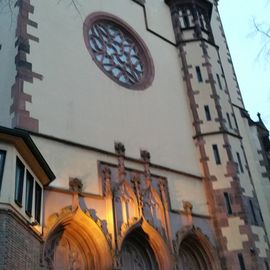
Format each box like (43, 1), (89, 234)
(166, 0), (269, 269)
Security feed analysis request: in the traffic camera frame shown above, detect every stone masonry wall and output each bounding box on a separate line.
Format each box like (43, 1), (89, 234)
(0, 210), (42, 270)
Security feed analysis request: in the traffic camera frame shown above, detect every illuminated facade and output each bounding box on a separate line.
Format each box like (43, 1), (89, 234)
(0, 0), (270, 269)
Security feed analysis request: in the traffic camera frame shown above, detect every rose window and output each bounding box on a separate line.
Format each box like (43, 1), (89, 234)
(84, 13), (154, 90)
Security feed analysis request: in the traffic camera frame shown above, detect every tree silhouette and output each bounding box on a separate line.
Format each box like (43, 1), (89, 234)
(0, 0), (80, 13)
(253, 18), (270, 58)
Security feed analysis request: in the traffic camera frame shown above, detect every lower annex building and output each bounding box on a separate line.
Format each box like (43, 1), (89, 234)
(0, 0), (270, 269)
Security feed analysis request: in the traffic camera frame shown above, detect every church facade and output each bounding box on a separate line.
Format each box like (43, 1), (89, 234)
(0, 0), (270, 269)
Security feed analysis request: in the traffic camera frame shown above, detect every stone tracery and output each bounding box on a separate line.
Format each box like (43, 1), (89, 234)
(45, 231), (87, 270)
(174, 226), (220, 270)
(120, 228), (158, 270)
(83, 12), (154, 90)
(88, 21), (144, 86)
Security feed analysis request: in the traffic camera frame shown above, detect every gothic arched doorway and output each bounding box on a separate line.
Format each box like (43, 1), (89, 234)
(175, 228), (220, 270)
(44, 207), (112, 270)
(177, 236), (211, 270)
(120, 228), (158, 270)
(45, 227), (94, 270)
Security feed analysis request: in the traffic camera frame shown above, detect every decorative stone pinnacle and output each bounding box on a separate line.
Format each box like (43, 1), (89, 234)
(183, 201), (193, 214)
(103, 166), (111, 179)
(103, 167), (112, 196)
(114, 142), (125, 156)
(257, 112), (264, 124)
(140, 149), (151, 162)
(183, 201), (193, 225)
(69, 178), (83, 193)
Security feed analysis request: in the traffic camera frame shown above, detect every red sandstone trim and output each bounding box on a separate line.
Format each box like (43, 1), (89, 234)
(10, 0), (42, 132)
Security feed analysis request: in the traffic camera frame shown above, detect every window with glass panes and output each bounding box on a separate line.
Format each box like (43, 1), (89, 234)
(0, 150), (6, 192)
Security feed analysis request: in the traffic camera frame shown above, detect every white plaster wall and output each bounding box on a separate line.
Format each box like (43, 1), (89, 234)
(211, 3), (244, 108)
(185, 43), (220, 135)
(205, 133), (255, 194)
(0, 142), (15, 203)
(33, 135), (208, 216)
(203, 134), (231, 190)
(203, 45), (237, 133)
(144, 0), (175, 43)
(251, 225), (269, 258)
(235, 108), (270, 241)
(44, 190), (72, 226)
(44, 191), (108, 230)
(0, 4), (18, 127)
(183, 41), (245, 190)
(221, 217), (248, 251)
(168, 173), (208, 215)
(229, 136), (254, 197)
(24, 0), (200, 176)
(184, 42), (237, 135)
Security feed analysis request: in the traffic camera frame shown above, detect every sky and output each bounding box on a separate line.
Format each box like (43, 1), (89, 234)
(219, 0), (270, 130)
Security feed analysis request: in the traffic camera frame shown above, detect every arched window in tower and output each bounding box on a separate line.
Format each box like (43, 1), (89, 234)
(83, 12), (154, 90)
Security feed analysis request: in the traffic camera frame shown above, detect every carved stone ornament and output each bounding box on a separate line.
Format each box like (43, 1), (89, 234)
(45, 206), (73, 236)
(115, 141), (126, 156)
(113, 181), (140, 238)
(140, 149), (151, 162)
(183, 201), (193, 214)
(141, 186), (166, 238)
(103, 167), (112, 196)
(158, 179), (169, 206)
(183, 201), (193, 225)
(69, 178), (83, 193)
(85, 208), (112, 247)
(131, 175), (143, 215)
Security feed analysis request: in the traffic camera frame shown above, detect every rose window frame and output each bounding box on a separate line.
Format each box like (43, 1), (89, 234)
(83, 12), (155, 90)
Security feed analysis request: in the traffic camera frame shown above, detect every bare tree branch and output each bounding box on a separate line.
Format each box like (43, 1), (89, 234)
(0, 0), (16, 29)
(253, 18), (270, 39)
(57, 0), (83, 20)
(252, 17), (270, 60)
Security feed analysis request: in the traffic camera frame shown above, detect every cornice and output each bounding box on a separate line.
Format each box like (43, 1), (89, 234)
(0, 126), (55, 184)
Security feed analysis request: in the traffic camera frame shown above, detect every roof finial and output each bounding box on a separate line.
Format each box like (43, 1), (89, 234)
(257, 112), (262, 122)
